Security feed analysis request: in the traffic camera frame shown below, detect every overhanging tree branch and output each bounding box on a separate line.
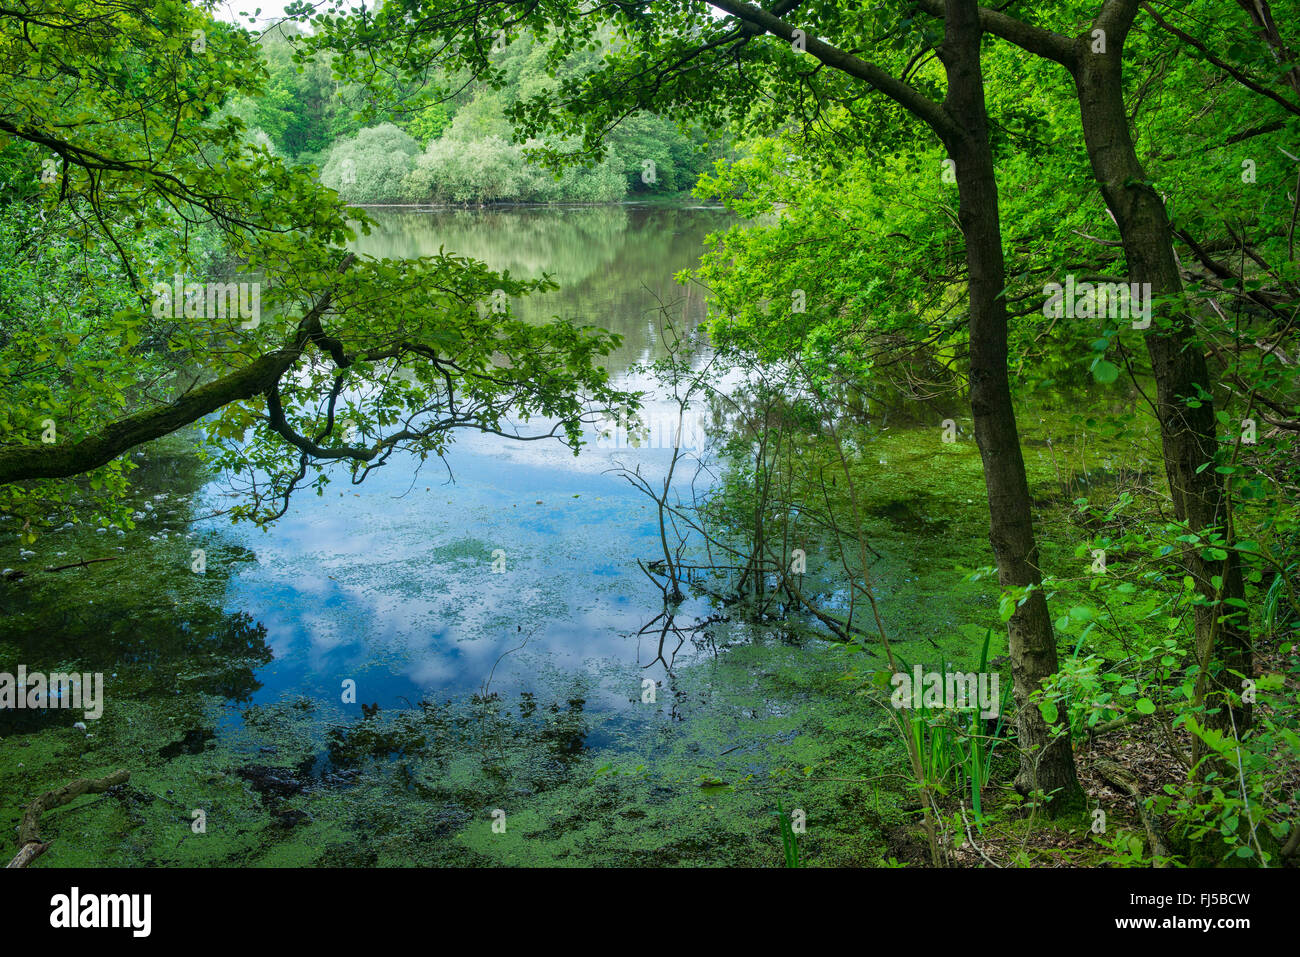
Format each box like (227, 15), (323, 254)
(707, 0), (962, 142)
(0, 257), (354, 486)
(910, 0), (1076, 68)
(1141, 1), (1300, 116)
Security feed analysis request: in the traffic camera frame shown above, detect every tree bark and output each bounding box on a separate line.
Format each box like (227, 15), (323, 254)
(940, 0), (1083, 810)
(0, 256), (354, 488)
(0, 348), (301, 485)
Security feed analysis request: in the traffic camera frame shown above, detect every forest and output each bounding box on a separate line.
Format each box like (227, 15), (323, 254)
(228, 21), (721, 203)
(0, 0), (1297, 887)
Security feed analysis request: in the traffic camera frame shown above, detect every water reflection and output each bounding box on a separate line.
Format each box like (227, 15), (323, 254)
(0, 507), (272, 735)
(353, 205), (728, 375)
(205, 204), (734, 718)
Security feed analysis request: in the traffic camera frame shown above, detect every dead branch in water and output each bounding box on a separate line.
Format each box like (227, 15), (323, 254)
(6, 769), (130, 868)
(1, 556), (119, 582)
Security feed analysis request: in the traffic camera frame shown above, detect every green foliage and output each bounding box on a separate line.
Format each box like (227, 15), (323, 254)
(225, 22), (369, 158)
(400, 103), (453, 147)
(889, 633), (1010, 827)
(1164, 674), (1300, 865)
(288, 20), (721, 203)
(0, 2), (634, 535)
(1029, 492), (1300, 864)
(320, 123), (422, 204)
(0, 196), (149, 531)
(295, 25), (718, 206)
(7, 0), (1300, 869)
(399, 134), (625, 204)
(770, 801), (802, 867)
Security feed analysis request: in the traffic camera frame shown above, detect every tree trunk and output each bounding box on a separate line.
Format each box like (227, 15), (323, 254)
(941, 0), (1083, 811)
(1071, 9), (1252, 748)
(704, 0), (1084, 810)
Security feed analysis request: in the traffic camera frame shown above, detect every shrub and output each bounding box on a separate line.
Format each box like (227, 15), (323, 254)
(320, 123), (420, 204)
(402, 136), (626, 204)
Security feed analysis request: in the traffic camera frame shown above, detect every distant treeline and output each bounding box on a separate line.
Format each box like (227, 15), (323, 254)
(227, 24), (723, 204)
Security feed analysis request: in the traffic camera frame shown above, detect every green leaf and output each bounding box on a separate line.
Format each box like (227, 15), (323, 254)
(1091, 359), (1120, 384)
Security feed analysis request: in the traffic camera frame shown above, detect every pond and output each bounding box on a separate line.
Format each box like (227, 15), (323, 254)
(206, 203), (736, 726)
(2, 202), (1122, 866)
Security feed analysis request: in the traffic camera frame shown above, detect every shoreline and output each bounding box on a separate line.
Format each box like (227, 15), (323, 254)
(347, 198), (726, 210)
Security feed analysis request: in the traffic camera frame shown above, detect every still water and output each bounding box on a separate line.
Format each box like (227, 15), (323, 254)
(205, 204), (734, 717)
(0, 203), (989, 865)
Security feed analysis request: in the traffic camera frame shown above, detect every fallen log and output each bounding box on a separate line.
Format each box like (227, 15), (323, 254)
(1094, 758), (1172, 867)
